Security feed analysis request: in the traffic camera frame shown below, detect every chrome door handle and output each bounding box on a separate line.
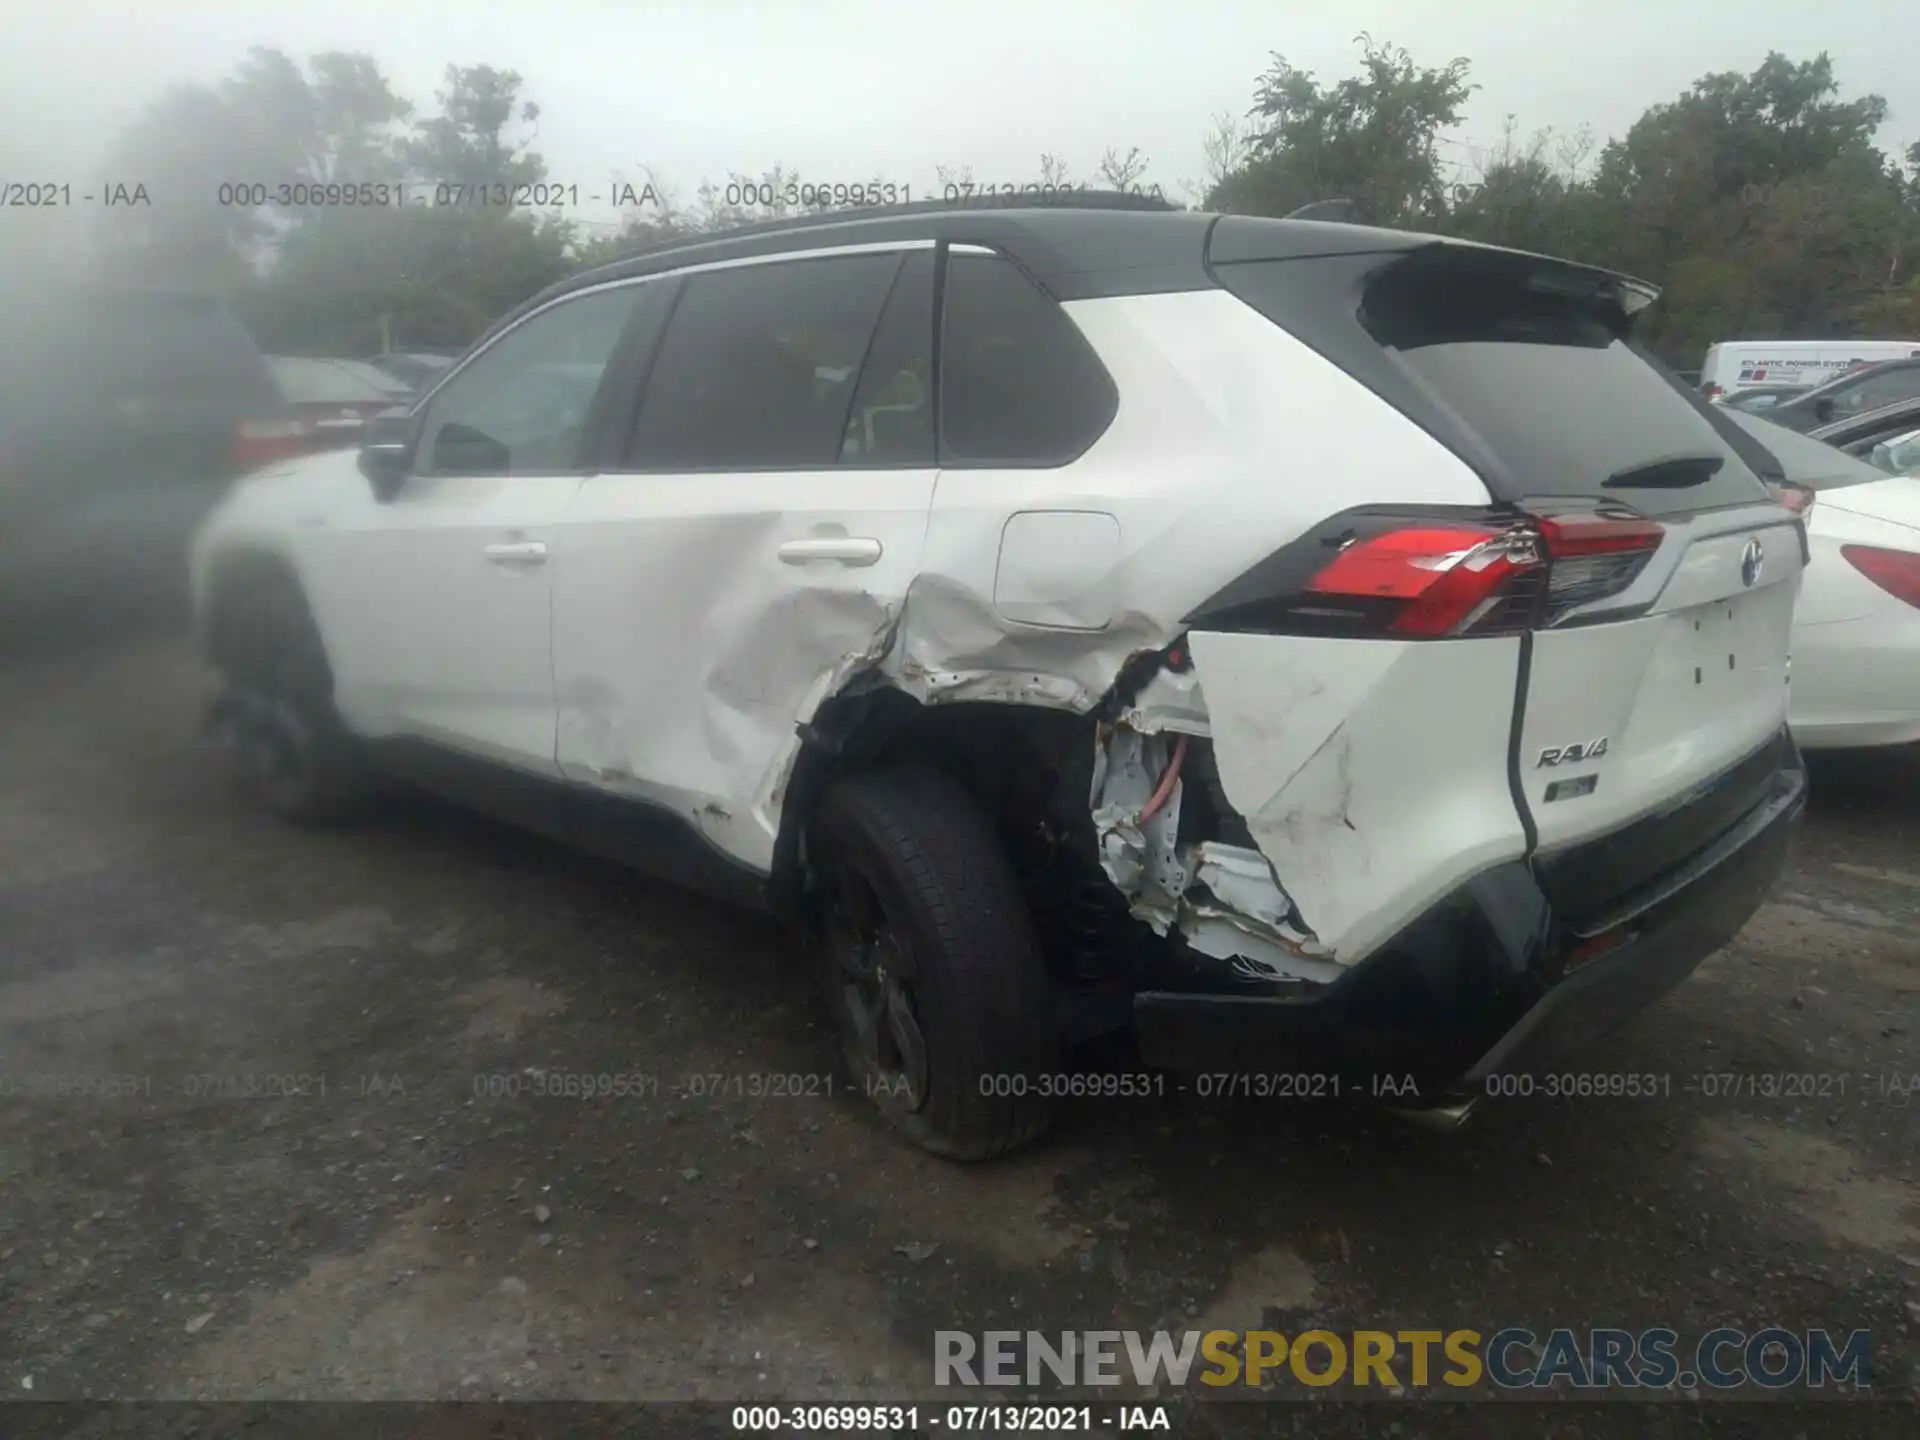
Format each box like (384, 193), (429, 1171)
(776, 536), (883, 566)
(483, 541), (548, 566)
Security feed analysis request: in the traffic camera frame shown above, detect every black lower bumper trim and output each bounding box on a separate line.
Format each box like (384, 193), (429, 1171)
(1133, 733), (1805, 1093)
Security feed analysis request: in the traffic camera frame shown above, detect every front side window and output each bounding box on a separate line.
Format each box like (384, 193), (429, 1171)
(416, 287), (640, 477)
(627, 253), (902, 470)
(939, 253), (1117, 465)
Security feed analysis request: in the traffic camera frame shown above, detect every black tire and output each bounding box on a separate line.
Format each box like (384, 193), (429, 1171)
(808, 766), (1057, 1160)
(210, 568), (372, 825)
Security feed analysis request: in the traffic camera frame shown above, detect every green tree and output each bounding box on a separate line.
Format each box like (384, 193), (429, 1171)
(400, 65), (547, 191)
(242, 63), (575, 354)
(1446, 119), (1603, 260)
(1210, 34), (1475, 226)
(1581, 52), (1911, 354)
(1208, 41), (1920, 364)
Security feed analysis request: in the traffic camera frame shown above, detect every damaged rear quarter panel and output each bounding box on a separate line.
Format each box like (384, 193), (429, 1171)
(1186, 629), (1529, 964)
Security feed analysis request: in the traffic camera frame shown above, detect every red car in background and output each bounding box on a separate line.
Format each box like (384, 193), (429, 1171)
(266, 357), (416, 451)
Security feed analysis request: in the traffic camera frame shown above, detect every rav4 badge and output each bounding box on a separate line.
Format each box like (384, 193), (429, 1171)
(1537, 738), (1609, 767)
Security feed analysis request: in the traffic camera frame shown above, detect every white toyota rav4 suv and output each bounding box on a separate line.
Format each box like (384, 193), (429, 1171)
(190, 196), (1810, 1158)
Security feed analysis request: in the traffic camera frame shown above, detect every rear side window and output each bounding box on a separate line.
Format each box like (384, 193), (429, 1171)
(939, 252), (1116, 465)
(1218, 247), (1775, 519)
(628, 253), (900, 470)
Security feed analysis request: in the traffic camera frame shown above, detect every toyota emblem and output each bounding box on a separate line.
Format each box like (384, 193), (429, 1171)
(1740, 537), (1765, 588)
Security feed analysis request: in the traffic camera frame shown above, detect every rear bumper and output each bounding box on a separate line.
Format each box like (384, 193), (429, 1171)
(1133, 732), (1806, 1095)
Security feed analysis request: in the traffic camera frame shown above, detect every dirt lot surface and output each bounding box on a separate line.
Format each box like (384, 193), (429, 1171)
(2, 621), (1916, 1435)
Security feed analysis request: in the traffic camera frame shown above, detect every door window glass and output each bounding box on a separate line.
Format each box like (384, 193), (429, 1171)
(627, 254), (901, 469)
(416, 287), (639, 476)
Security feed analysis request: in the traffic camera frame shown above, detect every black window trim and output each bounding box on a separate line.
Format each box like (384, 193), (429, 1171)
(933, 242), (1120, 470)
(831, 250), (937, 470)
(601, 240), (939, 476)
(577, 275), (681, 472)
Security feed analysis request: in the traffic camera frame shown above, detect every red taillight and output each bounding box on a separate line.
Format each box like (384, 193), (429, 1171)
(1704, 383), (1724, 400)
(233, 418), (311, 470)
(1533, 511), (1665, 615)
(1202, 506), (1667, 641)
(1536, 513), (1666, 557)
(1841, 544), (1920, 608)
(1768, 481), (1815, 517)
(1308, 524), (1544, 637)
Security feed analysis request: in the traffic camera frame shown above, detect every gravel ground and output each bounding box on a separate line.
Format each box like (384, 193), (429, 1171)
(1, 617), (1915, 1435)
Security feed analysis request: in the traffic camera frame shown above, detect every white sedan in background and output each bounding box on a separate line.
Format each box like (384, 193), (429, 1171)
(1724, 408), (1920, 749)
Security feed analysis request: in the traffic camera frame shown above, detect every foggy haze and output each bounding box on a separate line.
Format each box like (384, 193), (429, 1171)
(5, 0), (1919, 240)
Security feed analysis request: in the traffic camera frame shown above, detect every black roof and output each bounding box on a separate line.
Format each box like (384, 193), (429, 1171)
(561, 195), (1465, 300)
(556, 192), (1215, 305)
(476, 194), (1445, 353)
(474, 192), (1643, 357)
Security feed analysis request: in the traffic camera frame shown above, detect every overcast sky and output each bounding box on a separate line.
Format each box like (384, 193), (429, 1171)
(4, 0), (1919, 238)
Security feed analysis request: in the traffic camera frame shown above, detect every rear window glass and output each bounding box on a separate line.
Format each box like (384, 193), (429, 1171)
(1219, 249), (1775, 519)
(628, 253), (899, 470)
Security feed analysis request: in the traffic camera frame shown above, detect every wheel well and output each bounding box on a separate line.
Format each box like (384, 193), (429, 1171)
(773, 691), (1094, 902)
(202, 548), (322, 684)
(769, 687), (1173, 1000)
(772, 680), (1259, 1013)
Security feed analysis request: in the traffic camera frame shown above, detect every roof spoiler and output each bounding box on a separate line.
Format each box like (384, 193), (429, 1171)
(1268, 199), (1660, 313)
(1283, 199), (1358, 223)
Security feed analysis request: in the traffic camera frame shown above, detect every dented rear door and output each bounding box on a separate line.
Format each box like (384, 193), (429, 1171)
(551, 247), (938, 872)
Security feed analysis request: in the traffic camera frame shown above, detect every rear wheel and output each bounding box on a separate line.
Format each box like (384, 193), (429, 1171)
(210, 569), (372, 824)
(808, 767), (1057, 1160)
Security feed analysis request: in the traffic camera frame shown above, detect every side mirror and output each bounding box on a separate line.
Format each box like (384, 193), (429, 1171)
(1813, 397), (1836, 422)
(358, 407), (415, 501)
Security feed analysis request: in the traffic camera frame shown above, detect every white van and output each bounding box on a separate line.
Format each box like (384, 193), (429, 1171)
(1700, 339), (1920, 399)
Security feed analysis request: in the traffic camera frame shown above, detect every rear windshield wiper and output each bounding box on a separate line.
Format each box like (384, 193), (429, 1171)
(1604, 454), (1725, 490)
